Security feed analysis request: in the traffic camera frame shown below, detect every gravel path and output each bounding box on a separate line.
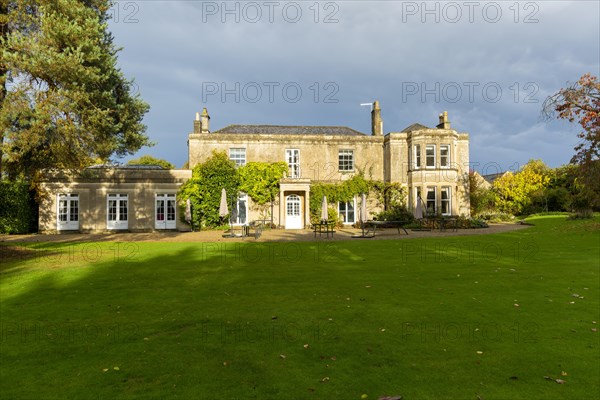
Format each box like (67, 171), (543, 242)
(1, 223), (531, 244)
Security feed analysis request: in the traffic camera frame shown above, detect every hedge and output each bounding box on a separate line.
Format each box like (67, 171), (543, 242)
(0, 181), (37, 234)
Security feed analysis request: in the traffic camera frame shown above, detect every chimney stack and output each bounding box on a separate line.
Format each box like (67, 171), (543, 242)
(200, 107), (210, 133)
(437, 111), (450, 129)
(193, 112), (201, 133)
(371, 100), (383, 136)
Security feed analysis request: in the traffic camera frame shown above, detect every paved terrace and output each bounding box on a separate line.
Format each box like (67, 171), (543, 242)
(1, 223), (530, 243)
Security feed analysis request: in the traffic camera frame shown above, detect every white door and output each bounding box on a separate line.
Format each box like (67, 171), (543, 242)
(285, 194), (303, 229)
(107, 194), (129, 230)
(155, 194), (176, 229)
(57, 194), (79, 230)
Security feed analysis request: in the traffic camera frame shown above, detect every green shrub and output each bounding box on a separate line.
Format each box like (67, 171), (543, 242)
(0, 181), (37, 234)
(374, 206), (414, 222)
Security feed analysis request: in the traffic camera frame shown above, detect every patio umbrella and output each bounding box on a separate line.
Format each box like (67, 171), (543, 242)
(185, 198), (192, 223)
(321, 195), (328, 222)
(360, 193), (368, 223)
(219, 188), (229, 217)
(414, 196), (423, 219)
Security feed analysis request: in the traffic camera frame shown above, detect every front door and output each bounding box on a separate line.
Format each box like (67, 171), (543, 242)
(285, 194), (302, 229)
(155, 194), (176, 229)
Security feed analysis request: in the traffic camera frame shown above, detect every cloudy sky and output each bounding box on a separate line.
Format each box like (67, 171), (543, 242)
(109, 0), (599, 172)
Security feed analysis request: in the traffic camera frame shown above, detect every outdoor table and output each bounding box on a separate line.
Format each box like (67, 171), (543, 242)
(364, 220), (409, 236)
(313, 221), (335, 238)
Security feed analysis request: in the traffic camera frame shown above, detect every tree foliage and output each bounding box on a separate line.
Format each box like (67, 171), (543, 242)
(238, 162), (288, 205)
(127, 155), (175, 170)
(1, 0), (151, 179)
(179, 151), (239, 229)
(469, 171), (496, 215)
(492, 160), (551, 215)
(0, 181), (36, 233)
(237, 161), (287, 221)
(542, 73), (600, 207)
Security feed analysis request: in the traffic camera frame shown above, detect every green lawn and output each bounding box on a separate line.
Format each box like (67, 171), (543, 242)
(1, 215), (599, 399)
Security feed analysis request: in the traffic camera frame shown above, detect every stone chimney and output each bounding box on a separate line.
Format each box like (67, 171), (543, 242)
(200, 107), (210, 133)
(437, 111), (450, 129)
(193, 112), (201, 133)
(371, 100), (383, 136)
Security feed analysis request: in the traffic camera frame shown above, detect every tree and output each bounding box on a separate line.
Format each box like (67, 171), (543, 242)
(493, 160), (551, 215)
(1, 0), (150, 179)
(469, 171), (496, 216)
(179, 151), (239, 229)
(127, 155), (175, 170)
(542, 73), (600, 207)
(238, 161), (287, 221)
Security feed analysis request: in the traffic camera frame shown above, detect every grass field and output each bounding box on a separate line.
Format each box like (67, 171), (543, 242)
(1, 215), (599, 399)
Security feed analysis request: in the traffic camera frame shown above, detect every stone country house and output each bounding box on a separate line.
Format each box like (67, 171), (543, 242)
(38, 102), (470, 232)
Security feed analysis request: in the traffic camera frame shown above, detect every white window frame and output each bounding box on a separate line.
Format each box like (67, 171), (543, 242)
(57, 194), (79, 231)
(107, 194), (129, 230)
(441, 186), (451, 216)
(440, 144), (450, 168)
(229, 148), (246, 167)
(155, 193), (176, 230)
(413, 144), (421, 169)
(338, 199), (356, 224)
(426, 186), (436, 215)
(426, 145), (436, 169)
(338, 149), (354, 172)
(286, 149), (300, 179)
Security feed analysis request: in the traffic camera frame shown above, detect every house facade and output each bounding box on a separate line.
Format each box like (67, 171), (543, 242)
(38, 101), (470, 232)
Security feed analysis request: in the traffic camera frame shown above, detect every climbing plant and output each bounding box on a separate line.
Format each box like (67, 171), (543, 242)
(238, 161), (288, 220)
(179, 151), (239, 229)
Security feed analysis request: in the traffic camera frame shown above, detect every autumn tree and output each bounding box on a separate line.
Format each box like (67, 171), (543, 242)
(493, 160), (551, 215)
(1, 0), (150, 179)
(542, 73), (600, 208)
(127, 155), (175, 170)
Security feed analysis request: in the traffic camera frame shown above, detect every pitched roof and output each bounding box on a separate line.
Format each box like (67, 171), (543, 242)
(401, 123), (430, 133)
(212, 124), (367, 136)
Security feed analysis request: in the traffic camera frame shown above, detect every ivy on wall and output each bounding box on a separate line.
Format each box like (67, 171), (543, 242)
(179, 152), (288, 228)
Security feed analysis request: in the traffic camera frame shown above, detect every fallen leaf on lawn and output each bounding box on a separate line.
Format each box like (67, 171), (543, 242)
(514, 304), (520, 307)
(361, 394), (368, 399)
(544, 376), (553, 381)
(380, 328), (386, 332)
(593, 321), (597, 324)
(476, 351), (483, 355)
(102, 368), (109, 373)
(365, 285), (371, 288)
(555, 379), (566, 384)
(143, 337), (149, 341)
(113, 367), (120, 371)
(303, 344), (309, 349)
(561, 371), (568, 376)
(346, 298), (351, 301)
(592, 328), (597, 332)
(572, 293), (580, 298)
(330, 356), (336, 361)
(279, 354), (286, 359)
(223, 361), (228, 366)
(321, 376), (329, 382)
